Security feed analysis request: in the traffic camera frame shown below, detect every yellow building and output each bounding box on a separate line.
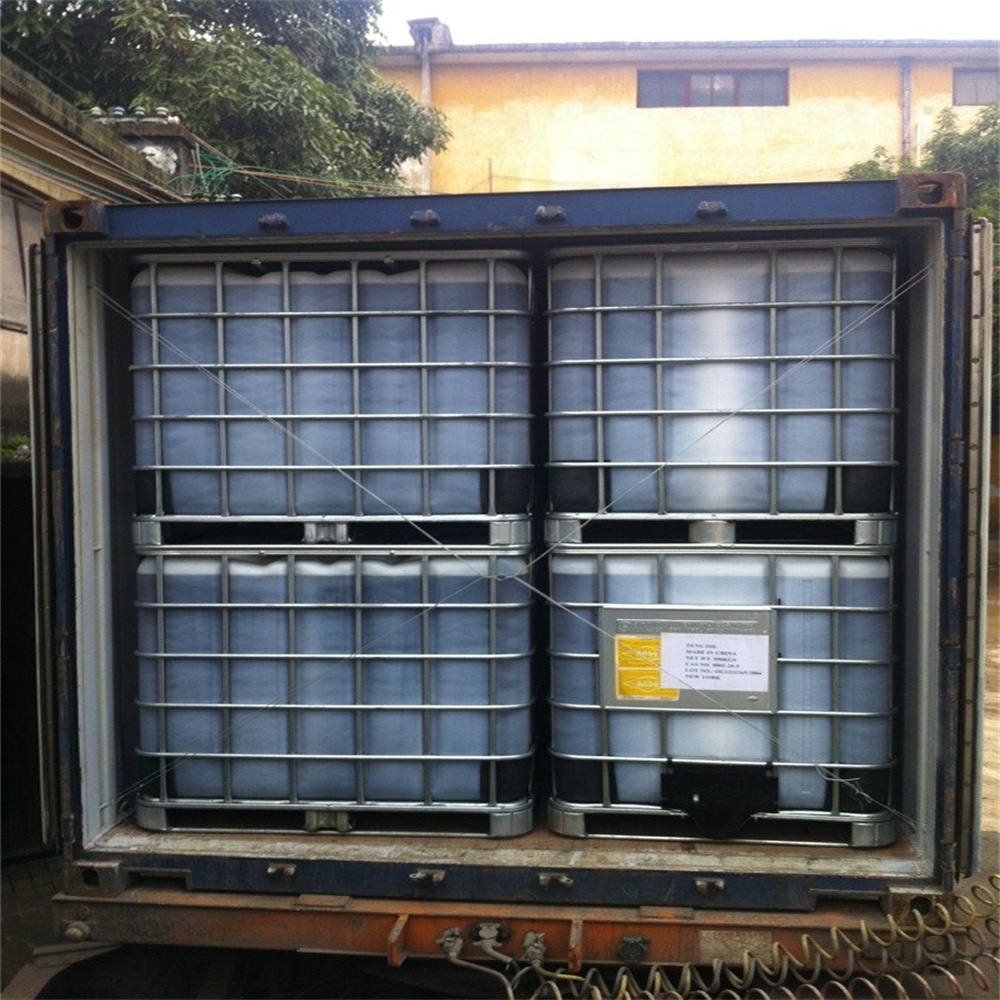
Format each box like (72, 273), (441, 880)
(379, 27), (999, 194)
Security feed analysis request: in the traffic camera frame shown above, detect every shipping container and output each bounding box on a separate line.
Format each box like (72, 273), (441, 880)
(30, 176), (993, 994)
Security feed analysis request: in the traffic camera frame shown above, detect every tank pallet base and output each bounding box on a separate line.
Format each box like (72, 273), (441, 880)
(546, 513), (897, 547)
(134, 514), (532, 547)
(548, 801), (896, 848)
(136, 799), (534, 839)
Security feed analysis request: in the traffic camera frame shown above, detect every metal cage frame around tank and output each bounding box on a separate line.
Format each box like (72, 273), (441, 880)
(126, 249), (536, 528)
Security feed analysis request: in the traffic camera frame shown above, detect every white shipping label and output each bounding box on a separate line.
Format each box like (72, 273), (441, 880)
(660, 631), (770, 693)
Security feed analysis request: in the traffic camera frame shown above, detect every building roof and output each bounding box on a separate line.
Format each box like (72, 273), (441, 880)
(380, 37), (1000, 66)
(1, 61), (185, 204)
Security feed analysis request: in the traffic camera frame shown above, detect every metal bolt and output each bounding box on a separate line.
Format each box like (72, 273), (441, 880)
(436, 927), (463, 959)
(538, 872), (574, 889)
(64, 921), (91, 942)
(522, 930), (546, 963)
(409, 208), (441, 228)
(616, 935), (650, 963)
(409, 869), (445, 884)
(258, 213), (291, 231)
(535, 204), (567, 224)
(695, 877), (725, 895)
(696, 200), (728, 219)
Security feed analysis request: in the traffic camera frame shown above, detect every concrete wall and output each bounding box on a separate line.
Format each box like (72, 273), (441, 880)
(380, 44), (994, 194)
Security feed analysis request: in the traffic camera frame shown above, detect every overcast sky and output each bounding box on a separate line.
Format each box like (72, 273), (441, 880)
(377, 0), (1000, 46)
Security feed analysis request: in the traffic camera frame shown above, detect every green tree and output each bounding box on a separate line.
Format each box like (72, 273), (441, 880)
(0, 0), (450, 197)
(841, 146), (913, 181)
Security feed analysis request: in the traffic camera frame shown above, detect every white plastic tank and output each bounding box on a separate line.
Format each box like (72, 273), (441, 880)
(549, 259), (600, 506)
(426, 555), (532, 800)
(359, 556), (424, 798)
(226, 557), (290, 798)
(426, 262), (491, 514)
(839, 251), (895, 511)
(837, 556), (893, 771)
(661, 253), (771, 512)
(222, 272), (288, 515)
(774, 556), (834, 809)
(547, 248), (895, 516)
(426, 260), (532, 515)
(132, 266), (221, 515)
(137, 556), (225, 798)
(774, 252), (839, 511)
(138, 550), (533, 811)
(294, 558), (358, 800)
(135, 259), (532, 522)
(657, 555), (772, 802)
(358, 269), (423, 515)
(548, 548), (893, 814)
(289, 270), (356, 516)
(601, 258), (660, 512)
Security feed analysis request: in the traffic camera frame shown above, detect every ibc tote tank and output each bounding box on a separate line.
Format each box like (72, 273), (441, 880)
(548, 545), (894, 840)
(135, 547), (534, 832)
(133, 256), (532, 522)
(547, 247), (896, 517)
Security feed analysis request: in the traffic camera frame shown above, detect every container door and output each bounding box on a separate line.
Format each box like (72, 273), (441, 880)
(957, 218), (993, 877)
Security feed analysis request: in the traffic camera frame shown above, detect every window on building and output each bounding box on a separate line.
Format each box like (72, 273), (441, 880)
(953, 69), (999, 105)
(638, 70), (788, 107)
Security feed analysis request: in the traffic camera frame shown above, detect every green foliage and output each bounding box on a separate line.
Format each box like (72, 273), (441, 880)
(0, 434), (30, 456)
(841, 146), (913, 181)
(0, 0), (450, 197)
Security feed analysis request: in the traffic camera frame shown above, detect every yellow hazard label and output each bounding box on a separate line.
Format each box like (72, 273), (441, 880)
(615, 635), (679, 701)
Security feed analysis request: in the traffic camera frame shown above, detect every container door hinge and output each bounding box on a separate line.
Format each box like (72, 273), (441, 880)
(940, 842), (958, 892)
